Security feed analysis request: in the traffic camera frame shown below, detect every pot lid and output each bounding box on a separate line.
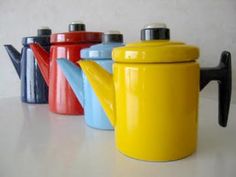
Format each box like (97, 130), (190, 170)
(112, 23), (199, 63)
(50, 21), (102, 44)
(81, 31), (124, 59)
(22, 27), (51, 46)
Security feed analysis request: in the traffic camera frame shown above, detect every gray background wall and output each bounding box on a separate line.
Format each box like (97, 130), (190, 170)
(0, 0), (235, 103)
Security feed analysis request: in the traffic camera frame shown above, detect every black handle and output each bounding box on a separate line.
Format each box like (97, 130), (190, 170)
(200, 51), (232, 127)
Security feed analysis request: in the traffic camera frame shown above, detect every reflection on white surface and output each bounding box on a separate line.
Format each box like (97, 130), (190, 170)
(0, 97), (235, 177)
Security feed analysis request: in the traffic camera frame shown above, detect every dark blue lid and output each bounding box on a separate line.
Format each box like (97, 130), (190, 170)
(81, 31), (124, 59)
(22, 27), (51, 46)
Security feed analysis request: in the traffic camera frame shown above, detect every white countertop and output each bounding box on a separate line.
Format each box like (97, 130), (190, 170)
(0, 97), (235, 177)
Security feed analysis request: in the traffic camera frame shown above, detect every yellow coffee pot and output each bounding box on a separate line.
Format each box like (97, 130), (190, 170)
(78, 23), (232, 161)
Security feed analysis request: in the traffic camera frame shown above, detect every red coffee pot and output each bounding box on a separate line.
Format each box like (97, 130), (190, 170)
(30, 22), (102, 115)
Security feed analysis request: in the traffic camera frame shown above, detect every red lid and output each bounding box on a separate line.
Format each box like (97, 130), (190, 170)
(50, 21), (102, 44)
(50, 31), (102, 43)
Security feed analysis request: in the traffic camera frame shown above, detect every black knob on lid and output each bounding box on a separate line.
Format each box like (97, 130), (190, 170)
(102, 31), (123, 43)
(141, 23), (170, 40)
(37, 27), (52, 36)
(69, 21), (86, 32)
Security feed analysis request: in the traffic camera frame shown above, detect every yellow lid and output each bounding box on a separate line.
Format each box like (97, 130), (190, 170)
(112, 23), (199, 63)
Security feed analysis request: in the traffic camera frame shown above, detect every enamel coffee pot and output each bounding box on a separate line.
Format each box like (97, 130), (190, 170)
(4, 27), (51, 103)
(30, 22), (102, 114)
(76, 23), (232, 161)
(57, 31), (124, 129)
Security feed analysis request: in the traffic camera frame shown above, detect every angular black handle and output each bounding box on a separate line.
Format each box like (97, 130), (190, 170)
(200, 51), (232, 127)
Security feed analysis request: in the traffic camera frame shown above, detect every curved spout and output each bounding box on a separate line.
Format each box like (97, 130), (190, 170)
(30, 43), (50, 86)
(79, 60), (116, 126)
(57, 59), (84, 107)
(4, 45), (21, 78)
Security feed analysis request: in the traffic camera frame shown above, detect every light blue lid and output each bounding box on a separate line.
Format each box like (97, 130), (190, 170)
(81, 43), (124, 60)
(81, 31), (124, 60)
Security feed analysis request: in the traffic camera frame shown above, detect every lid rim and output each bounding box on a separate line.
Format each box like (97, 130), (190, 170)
(112, 41), (199, 63)
(113, 60), (197, 64)
(22, 36), (51, 45)
(81, 42), (124, 59)
(50, 32), (102, 43)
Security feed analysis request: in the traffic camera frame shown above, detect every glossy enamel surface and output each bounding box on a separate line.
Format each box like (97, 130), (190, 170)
(79, 61), (116, 126)
(4, 44), (49, 104)
(57, 42), (123, 129)
(79, 60), (199, 161)
(82, 60), (113, 129)
(81, 43), (124, 59)
(49, 44), (92, 115)
(50, 32), (102, 43)
(112, 40), (199, 63)
(21, 46), (49, 103)
(113, 62), (199, 161)
(78, 34), (201, 161)
(80, 42), (123, 129)
(30, 31), (102, 114)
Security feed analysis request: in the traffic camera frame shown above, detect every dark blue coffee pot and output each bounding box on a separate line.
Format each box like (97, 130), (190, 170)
(4, 27), (51, 103)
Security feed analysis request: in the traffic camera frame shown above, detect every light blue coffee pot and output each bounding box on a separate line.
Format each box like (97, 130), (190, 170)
(57, 31), (124, 130)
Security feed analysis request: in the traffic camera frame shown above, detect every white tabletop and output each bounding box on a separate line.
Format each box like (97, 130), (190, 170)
(0, 97), (235, 177)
